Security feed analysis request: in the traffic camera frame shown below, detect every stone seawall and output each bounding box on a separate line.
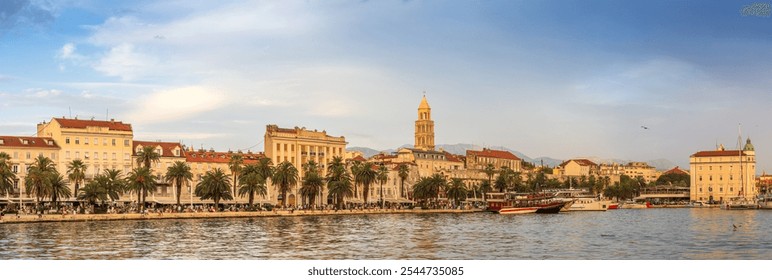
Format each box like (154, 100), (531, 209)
(0, 209), (484, 224)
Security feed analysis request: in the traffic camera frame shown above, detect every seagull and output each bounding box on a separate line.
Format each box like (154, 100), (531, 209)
(733, 224), (739, 231)
(641, 126), (649, 130)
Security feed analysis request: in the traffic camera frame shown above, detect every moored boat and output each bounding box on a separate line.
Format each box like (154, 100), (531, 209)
(722, 197), (758, 210)
(497, 206), (539, 214)
(607, 202), (619, 210)
(759, 195), (772, 210)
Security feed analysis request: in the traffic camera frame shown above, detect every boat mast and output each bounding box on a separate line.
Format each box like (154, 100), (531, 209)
(738, 123), (744, 199)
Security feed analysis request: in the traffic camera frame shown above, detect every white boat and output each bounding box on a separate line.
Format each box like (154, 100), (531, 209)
(759, 195), (772, 210)
(722, 197), (758, 210)
(568, 197), (612, 211)
(619, 201), (652, 209)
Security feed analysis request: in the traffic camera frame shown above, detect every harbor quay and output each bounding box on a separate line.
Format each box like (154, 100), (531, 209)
(0, 208), (483, 224)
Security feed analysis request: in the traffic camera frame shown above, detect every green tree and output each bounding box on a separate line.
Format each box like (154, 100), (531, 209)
(412, 174), (446, 207)
(272, 161), (298, 208)
(102, 169), (126, 202)
(127, 167), (156, 212)
(483, 164), (496, 185)
(326, 157), (352, 209)
(78, 180), (108, 205)
(238, 164), (268, 208)
(299, 160), (324, 206)
(66, 159), (87, 200)
(479, 180), (492, 201)
(350, 161), (362, 199)
(656, 172), (690, 187)
(228, 153), (244, 196)
(397, 164), (410, 199)
(376, 164), (389, 207)
(446, 178), (468, 206)
(354, 162), (378, 205)
(165, 161), (192, 206)
(24, 155), (57, 206)
(134, 146), (160, 204)
(0, 154), (16, 197)
(48, 174), (71, 206)
(195, 168), (233, 210)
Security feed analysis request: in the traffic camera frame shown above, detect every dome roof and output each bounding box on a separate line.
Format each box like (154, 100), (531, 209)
(744, 138), (755, 151)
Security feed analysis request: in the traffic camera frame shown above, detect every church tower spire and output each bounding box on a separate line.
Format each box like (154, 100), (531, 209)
(415, 93), (435, 150)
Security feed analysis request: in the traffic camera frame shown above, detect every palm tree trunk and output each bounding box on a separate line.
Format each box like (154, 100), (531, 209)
(74, 182), (80, 201)
(249, 191), (254, 207)
(281, 190), (287, 207)
(142, 189), (147, 212)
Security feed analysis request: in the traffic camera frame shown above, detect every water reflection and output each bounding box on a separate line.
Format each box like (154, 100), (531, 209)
(0, 209), (770, 259)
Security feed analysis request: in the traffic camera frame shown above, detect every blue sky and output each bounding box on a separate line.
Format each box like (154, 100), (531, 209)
(2, 0), (772, 171)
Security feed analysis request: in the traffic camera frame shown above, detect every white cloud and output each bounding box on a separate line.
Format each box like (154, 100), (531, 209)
(127, 86), (226, 124)
(58, 43), (76, 58)
(93, 43), (158, 80)
(26, 88), (62, 98)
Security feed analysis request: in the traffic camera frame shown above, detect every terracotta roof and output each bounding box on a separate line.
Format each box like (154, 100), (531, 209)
(186, 151), (263, 164)
(133, 141), (186, 158)
(53, 118), (133, 132)
(371, 154), (398, 160)
(559, 159), (598, 168)
(466, 149), (521, 161)
(0, 136), (60, 149)
(662, 166), (689, 176)
(443, 151), (464, 163)
(351, 155), (367, 162)
(691, 150), (748, 158)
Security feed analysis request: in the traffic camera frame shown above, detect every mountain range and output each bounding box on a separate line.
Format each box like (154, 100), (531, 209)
(347, 143), (678, 171)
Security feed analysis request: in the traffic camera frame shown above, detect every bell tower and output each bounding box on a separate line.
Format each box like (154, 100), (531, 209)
(415, 94), (435, 150)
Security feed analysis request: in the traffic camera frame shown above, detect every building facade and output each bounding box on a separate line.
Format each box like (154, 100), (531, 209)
(264, 125), (347, 206)
(37, 118), (134, 194)
(0, 136), (60, 202)
(185, 148), (263, 204)
(132, 141), (187, 203)
(554, 159), (599, 178)
(689, 140), (757, 203)
(414, 95), (435, 151)
(466, 148), (522, 172)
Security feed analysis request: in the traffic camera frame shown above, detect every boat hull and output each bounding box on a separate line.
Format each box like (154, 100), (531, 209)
(498, 207), (538, 214)
(535, 201), (567, 214)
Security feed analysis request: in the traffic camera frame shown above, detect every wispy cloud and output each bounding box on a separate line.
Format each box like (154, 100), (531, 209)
(126, 86), (227, 124)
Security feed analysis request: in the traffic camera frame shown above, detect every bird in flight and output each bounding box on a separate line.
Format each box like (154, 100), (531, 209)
(641, 126), (649, 130)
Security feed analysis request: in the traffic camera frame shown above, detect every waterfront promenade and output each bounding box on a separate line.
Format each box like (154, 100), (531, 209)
(0, 208), (482, 224)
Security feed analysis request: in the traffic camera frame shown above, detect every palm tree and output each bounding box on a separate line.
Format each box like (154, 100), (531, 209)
(238, 164), (268, 207)
(48, 174), (71, 206)
(127, 167), (156, 212)
(412, 174), (446, 207)
(376, 164), (389, 208)
(397, 164), (409, 199)
(483, 163), (496, 184)
(446, 178), (468, 206)
(354, 162), (378, 205)
(350, 161), (362, 199)
(24, 155), (57, 206)
(326, 157), (351, 208)
(78, 180), (108, 206)
(195, 168), (233, 210)
(135, 145), (160, 204)
(272, 161), (298, 208)
(479, 180), (492, 202)
(165, 161), (192, 206)
(102, 169), (125, 202)
(66, 159), (87, 201)
(0, 155), (16, 197)
(300, 161), (324, 207)
(228, 153), (244, 196)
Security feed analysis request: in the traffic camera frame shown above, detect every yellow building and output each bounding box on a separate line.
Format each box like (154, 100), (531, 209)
(466, 148), (522, 171)
(37, 118), (134, 194)
(396, 148), (463, 178)
(132, 141), (187, 204)
(0, 136), (60, 202)
(415, 95), (435, 151)
(554, 159), (599, 178)
(599, 162), (660, 183)
(689, 140), (757, 203)
(264, 124), (347, 206)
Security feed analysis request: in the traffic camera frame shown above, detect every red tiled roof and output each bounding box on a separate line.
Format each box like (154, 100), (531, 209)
(559, 159), (598, 168)
(0, 136), (60, 149)
(133, 141), (185, 158)
(662, 166), (689, 176)
(443, 151), (464, 163)
(467, 149), (521, 161)
(186, 151), (264, 164)
(351, 155), (367, 162)
(371, 154), (397, 160)
(53, 118), (133, 132)
(691, 150), (748, 158)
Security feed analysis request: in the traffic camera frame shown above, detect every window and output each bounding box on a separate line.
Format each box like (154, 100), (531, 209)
(174, 149), (180, 156)
(22, 139), (29, 145)
(103, 152), (107, 160)
(75, 137), (80, 145)
(103, 138), (107, 146)
(112, 153), (117, 160)
(26, 152), (30, 159)
(66, 151), (70, 159)
(699, 176), (702, 181)
(124, 153), (130, 160)
(85, 152), (89, 159)
(94, 138), (98, 145)
(94, 152), (98, 160)
(84, 138), (89, 145)
(112, 139), (116, 146)
(75, 152), (80, 159)
(12, 165), (18, 173)
(66, 137), (70, 144)
(51, 153), (56, 160)
(124, 139), (130, 147)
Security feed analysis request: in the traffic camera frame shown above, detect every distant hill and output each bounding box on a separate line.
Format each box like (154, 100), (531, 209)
(348, 143), (675, 171)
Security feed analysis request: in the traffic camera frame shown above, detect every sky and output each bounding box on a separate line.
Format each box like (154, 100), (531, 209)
(1, 0), (772, 171)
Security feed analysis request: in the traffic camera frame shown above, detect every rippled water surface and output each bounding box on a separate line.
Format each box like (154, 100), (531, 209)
(1, 209), (770, 259)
